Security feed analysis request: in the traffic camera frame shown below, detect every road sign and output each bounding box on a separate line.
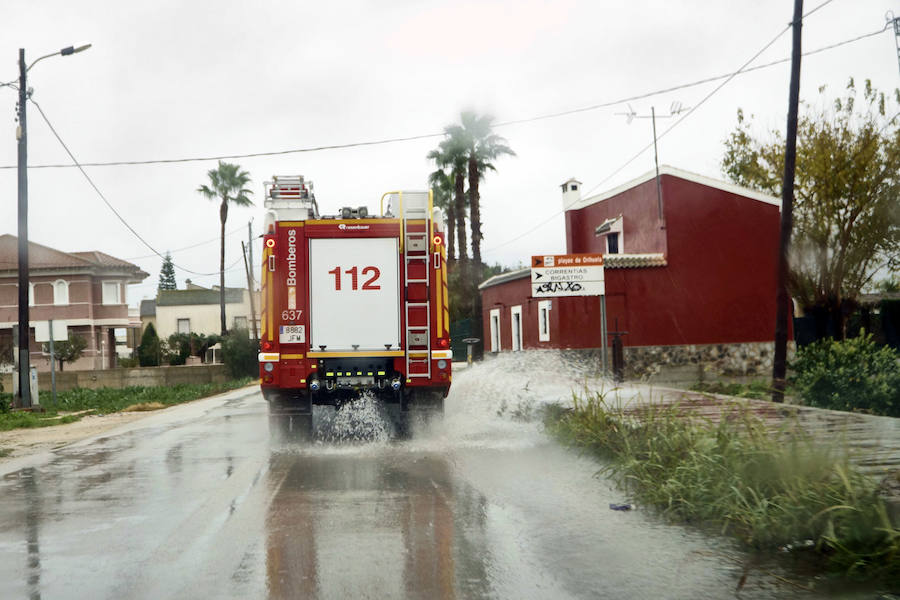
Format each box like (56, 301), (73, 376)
(530, 254), (605, 297)
(35, 320), (68, 343)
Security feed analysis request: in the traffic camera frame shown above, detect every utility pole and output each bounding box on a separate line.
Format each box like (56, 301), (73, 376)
(16, 49), (31, 409)
(772, 0), (803, 403)
(890, 12), (900, 74)
(247, 220), (255, 290)
(10, 43), (90, 409)
(242, 241), (259, 341)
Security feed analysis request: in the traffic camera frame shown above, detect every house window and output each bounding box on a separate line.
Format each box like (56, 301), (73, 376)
(53, 280), (69, 305)
(233, 316), (248, 330)
(28, 283), (34, 306)
(510, 305), (523, 352)
(538, 300), (551, 342)
(102, 281), (121, 305)
(177, 318), (191, 334)
(570, 184), (578, 191)
(607, 232), (620, 254)
(489, 308), (501, 352)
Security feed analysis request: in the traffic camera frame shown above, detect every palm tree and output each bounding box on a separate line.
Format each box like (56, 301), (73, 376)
(445, 111), (515, 267)
(197, 161), (253, 335)
(427, 135), (469, 261)
(428, 167), (457, 261)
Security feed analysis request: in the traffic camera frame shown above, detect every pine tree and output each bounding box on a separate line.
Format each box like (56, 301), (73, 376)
(158, 252), (177, 291)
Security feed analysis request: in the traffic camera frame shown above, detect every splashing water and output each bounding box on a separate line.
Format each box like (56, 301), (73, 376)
(278, 351), (627, 452)
(316, 392), (395, 443)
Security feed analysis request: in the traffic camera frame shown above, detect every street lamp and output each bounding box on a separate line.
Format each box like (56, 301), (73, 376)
(14, 43), (91, 409)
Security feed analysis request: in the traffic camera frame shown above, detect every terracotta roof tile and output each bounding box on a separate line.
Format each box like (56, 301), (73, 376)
(604, 253), (667, 268)
(0, 234), (149, 279)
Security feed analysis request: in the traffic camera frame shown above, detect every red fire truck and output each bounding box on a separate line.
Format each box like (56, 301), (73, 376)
(258, 176), (451, 432)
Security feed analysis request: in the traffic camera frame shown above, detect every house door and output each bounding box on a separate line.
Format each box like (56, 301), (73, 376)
(510, 305), (523, 351)
(489, 308), (501, 352)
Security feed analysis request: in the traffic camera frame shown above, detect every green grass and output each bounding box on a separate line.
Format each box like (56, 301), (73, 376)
(0, 378), (253, 432)
(545, 391), (900, 583)
(689, 379), (779, 400)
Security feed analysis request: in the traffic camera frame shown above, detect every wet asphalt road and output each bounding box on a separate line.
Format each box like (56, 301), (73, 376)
(0, 358), (883, 599)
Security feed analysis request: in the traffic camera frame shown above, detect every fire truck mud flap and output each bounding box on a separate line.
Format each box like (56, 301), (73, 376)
(267, 391), (314, 440)
(402, 389), (445, 414)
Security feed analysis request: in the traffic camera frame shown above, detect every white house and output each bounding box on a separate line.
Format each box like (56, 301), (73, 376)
(143, 282), (259, 339)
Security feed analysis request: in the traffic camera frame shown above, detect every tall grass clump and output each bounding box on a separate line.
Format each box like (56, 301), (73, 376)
(546, 391), (900, 580)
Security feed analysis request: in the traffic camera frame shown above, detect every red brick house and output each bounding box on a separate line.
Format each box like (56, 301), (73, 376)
(0, 235), (149, 371)
(479, 167), (788, 377)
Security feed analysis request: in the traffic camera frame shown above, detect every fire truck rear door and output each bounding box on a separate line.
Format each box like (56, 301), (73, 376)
(308, 237), (400, 352)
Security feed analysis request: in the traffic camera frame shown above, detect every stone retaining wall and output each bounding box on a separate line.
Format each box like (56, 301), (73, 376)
(624, 341), (795, 382)
(0, 364), (229, 394)
(485, 342), (794, 384)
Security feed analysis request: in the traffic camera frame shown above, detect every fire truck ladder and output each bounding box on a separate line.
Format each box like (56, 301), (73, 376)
(402, 192), (432, 380)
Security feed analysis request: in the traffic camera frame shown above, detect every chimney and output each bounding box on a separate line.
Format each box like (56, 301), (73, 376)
(561, 178), (582, 212)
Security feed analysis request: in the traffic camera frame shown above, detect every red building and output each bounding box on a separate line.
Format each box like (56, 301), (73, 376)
(479, 167), (786, 377)
(0, 235), (148, 371)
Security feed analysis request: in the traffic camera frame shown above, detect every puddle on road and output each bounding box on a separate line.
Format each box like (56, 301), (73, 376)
(266, 352), (895, 599)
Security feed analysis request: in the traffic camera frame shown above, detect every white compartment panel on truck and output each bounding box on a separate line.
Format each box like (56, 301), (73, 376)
(308, 237), (401, 352)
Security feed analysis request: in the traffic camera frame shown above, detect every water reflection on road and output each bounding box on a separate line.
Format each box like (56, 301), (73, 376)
(0, 353), (890, 599)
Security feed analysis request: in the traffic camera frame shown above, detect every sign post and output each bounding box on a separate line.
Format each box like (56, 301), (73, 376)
(36, 320), (67, 406)
(531, 253), (609, 376)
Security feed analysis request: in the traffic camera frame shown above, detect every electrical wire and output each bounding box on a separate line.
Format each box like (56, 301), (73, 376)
(29, 97), (243, 277)
(492, 26), (886, 130)
(484, 14), (800, 256)
(484, 25), (894, 257)
(123, 225), (245, 260)
(0, 23), (886, 171)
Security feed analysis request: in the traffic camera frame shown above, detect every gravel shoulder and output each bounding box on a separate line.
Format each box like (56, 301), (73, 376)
(0, 411), (158, 462)
(0, 384), (259, 465)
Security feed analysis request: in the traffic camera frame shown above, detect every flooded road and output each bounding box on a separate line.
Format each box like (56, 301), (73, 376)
(0, 354), (884, 599)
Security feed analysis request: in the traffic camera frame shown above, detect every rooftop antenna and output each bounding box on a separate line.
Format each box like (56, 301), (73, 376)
(617, 102), (690, 225)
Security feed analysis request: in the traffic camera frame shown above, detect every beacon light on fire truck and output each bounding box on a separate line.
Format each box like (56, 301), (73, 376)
(259, 175), (451, 426)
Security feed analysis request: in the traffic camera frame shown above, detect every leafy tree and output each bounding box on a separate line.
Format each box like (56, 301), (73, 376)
(428, 167), (457, 261)
(44, 333), (87, 372)
(138, 323), (161, 367)
(444, 111), (515, 267)
(722, 79), (900, 339)
(428, 135), (469, 262)
(158, 252), (177, 291)
(197, 161), (254, 335)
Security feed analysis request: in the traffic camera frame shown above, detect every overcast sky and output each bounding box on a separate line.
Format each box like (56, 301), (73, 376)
(1, 0), (897, 306)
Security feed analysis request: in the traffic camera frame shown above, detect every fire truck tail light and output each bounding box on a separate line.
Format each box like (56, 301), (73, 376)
(263, 374), (273, 384)
(265, 238), (276, 248)
(438, 338), (450, 349)
(262, 340), (274, 352)
(263, 363), (275, 373)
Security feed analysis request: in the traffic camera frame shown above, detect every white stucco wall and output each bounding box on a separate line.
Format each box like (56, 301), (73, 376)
(155, 290), (259, 338)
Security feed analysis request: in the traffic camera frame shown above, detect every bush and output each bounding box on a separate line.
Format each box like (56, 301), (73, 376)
(167, 332), (192, 365)
(138, 323), (161, 367)
(221, 329), (257, 378)
(117, 356), (139, 368)
(791, 333), (900, 416)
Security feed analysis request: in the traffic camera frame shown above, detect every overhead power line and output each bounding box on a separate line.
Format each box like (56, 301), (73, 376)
(485, 12), (802, 255)
(0, 24), (886, 171)
(123, 225), (245, 260)
(29, 98), (241, 277)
